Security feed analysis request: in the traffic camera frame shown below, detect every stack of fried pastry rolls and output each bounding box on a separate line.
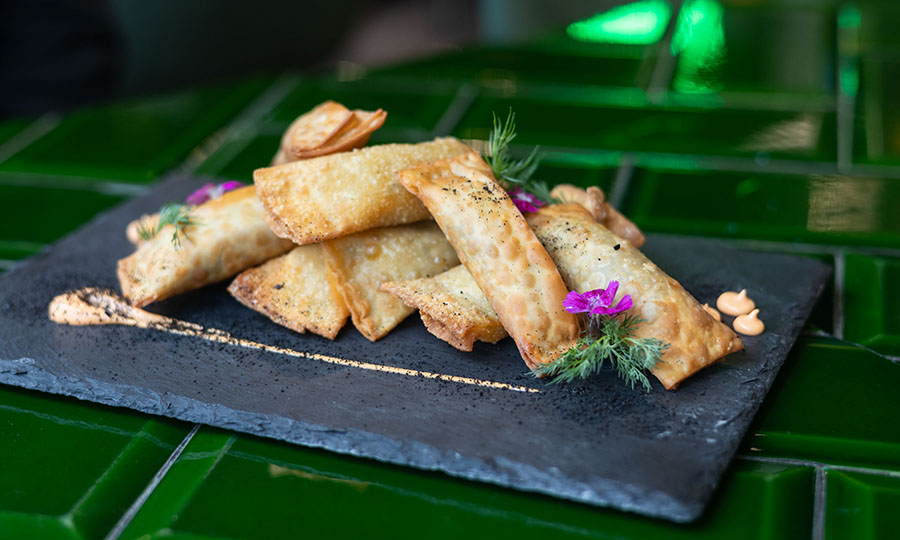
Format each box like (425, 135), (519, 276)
(117, 101), (742, 388)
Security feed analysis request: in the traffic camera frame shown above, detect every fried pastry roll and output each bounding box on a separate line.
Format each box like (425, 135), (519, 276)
(380, 264), (507, 351)
(228, 245), (349, 339)
(528, 204), (743, 389)
(397, 152), (580, 371)
(322, 222), (459, 341)
(255, 137), (470, 245)
(271, 101), (387, 165)
(549, 184), (645, 248)
(117, 186), (294, 307)
(382, 203), (742, 389)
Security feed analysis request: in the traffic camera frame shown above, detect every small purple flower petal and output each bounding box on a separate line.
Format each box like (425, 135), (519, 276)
(563, 291), (590, 313)
(564, 281), (633, 317)
(612, 294), (633, 314)
(186, 183), (216, 205)
(508, 187), (545, 214)
(599, 280), (619, 305)
(186, 181), (244, 206)
(219, 181), (243, 193)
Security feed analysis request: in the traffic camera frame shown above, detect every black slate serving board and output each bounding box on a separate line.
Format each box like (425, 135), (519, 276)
(0, 175), (830, 522)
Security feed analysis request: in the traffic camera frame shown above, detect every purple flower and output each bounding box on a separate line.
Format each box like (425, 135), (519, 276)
(186, 181), (244, 206)
(563, 280), (633, 316)
(508, 187), (546, 213)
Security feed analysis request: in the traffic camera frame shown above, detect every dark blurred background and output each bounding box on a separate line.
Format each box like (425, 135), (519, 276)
(0, 0), (618, 119)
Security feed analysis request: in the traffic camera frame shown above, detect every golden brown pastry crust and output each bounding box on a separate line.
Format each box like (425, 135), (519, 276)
(549, 184), (646, 248)
(397, 152), (580, 370)
(228, 245), (350, 339)
(255, 137), (470, 245)
(322, 222), (459, 342)
(117, 186), (294, 307)
(270, 101), (387, 165)
(380, 264), (507, 351)
(527, 204), (743, 389)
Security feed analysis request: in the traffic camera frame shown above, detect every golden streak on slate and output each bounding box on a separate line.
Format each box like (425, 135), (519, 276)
(48, 287), (540, 394)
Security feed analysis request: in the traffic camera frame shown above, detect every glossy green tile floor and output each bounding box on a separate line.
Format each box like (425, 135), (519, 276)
(1, 1), (899, 538)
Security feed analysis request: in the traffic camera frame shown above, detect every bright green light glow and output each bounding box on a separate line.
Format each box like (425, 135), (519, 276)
(838, 5), (861, 28)
(671, 0), (726, 94)
(566, 0), (672, 45)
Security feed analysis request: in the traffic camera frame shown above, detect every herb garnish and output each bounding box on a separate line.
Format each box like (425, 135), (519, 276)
(137, 203), (197, 249)
(535, 281), (668, 391)
(483, 109), (556, 206)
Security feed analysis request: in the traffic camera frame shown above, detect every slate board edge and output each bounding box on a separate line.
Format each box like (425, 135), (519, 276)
(0, 359), (698, 522)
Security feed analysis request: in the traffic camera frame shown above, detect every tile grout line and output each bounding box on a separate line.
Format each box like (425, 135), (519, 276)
(103, 424), (200, 540)
(813, 465), (826, 540)
(179, 74), (301, 175)
(833, 250), (846, 340)
(608, 153), (635, 209)
(0, 113), (60, 165)
(431, 83), (479, 138)
(737, 455), (900, 480)
(645, 0), (680, 103)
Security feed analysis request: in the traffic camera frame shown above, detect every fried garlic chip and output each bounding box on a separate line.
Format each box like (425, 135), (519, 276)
(228, 245), (349, 340)
(117, 186), (295, 308)
(380, 264), (507, 351)
(549, 184), (646, 248)
(527, 204), (744, 390)
(323, 222), (459, 342)
(256, 137), (470, 245)
(397, 152), (580, 371)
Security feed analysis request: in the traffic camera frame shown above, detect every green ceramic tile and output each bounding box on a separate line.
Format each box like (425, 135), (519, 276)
(0, 183), (125, 245)
(0, 118), (31, 147)
(844, 254), (900, 355)
(826, 470), (900, 540)
(0, 385), (190, 540)
(122, 427), (813, 540)
(454, 96), (837, 161)
(195, 135), (281, 182)
(621, 168), (900, 247)
(854, 55), (900, 165)
(670, 1), (835, 97)
(368, 46), (649, 90)
(266, 78), (457, 133)
(741, 338), (900, 471)
(0, 79), (268, 183)
(531, 155), (618, 194)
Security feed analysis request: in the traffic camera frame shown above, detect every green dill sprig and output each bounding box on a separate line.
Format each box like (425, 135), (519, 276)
(137, 203), (197, 249)
(483, 109), (556, 204)
(535, 313), (668, 391)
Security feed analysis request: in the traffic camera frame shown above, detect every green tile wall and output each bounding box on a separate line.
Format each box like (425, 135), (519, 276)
(0, 183), (126, 245)
(454, 96), (837, 160)
(742, 338), (900, 472)
(0, 79), (268, 183)
(844, 253), (900, 355)
(826, 470), (900, 540)
(120, 428), (814, 540)
(622, 168), (900, 247)
(0, 387), (190, 540)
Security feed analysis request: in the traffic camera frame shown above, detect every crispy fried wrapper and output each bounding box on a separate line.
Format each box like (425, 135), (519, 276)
(117, 186), (294, 307)
(550, 184), (646, 248)
(397, 152), (580, 371)
(270, 101), (387, 165)
(323, 222), (459, 342)
(228, 245), (350, 339)
(528, 204), (743, 389)
(256, 137), (470, 245)
(380, 264), (507, 351)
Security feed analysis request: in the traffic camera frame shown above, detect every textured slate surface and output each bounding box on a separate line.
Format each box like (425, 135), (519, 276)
(0, 175), (830, 523)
